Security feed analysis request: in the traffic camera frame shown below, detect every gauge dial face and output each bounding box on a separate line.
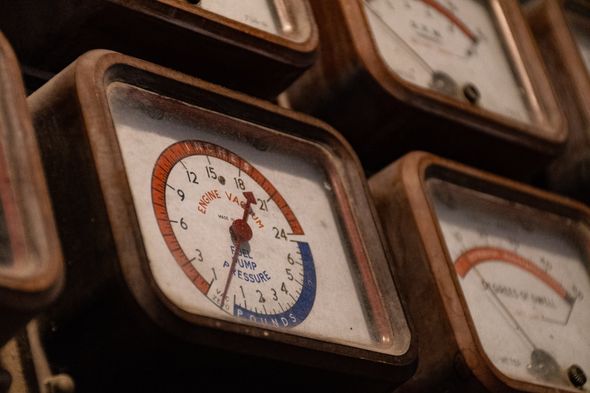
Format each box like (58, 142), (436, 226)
(565, 6), (590, 72)
(363, 0), (533, 125)
(107, 82), (403, 355)
(188, 0), (312, 42)
(427, 178), (590, 391)
(151, 140), (315, 326)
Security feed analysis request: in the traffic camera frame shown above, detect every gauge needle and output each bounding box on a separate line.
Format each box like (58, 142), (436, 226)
(473, 267), (538, 350)
(420, 0), (479, 44)
(220, 191), (257, 309)
(474, 268), (567, 382)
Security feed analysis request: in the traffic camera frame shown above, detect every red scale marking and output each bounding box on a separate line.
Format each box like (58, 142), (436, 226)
(455, 246), (569, 300)
(151, 140), (305, 297)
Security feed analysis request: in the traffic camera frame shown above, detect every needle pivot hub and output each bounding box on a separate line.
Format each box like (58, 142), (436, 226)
(230, 219), (253, 243)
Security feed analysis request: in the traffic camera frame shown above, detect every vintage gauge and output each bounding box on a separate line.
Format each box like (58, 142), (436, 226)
(526, 0), (590, 204)
(28, 50), (415, 392)
(370, 151), (590, 392)
(289, 0), (565, 177)
(0, 0), (317, 98)
(0, 33), (63, 345)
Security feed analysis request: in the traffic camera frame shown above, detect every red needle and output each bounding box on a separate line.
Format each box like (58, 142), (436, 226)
(420, 0), (479, 43)
(220, 191), (257, 309)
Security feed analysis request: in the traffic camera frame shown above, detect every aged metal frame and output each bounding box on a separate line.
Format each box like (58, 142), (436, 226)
(0, 33), (63, 345)
(290, 0), (565, 178)
(28, 50), (415, 391)
(526, 0), (590, 203)
(0, 0), (318, 98)
(370, 151), (590, 392)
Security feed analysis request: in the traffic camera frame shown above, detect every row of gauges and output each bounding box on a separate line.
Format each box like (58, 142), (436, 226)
(0, 1), (589, 393)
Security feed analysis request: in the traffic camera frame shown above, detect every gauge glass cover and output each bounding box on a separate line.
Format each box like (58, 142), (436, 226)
(426, 177), (590, 391)
(363, 0), (535, 125)
(106, 82), (403, 355)
(178, 0), (312, 42)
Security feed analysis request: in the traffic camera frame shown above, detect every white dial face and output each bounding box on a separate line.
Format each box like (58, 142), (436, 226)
(363, 0), (532, 124)
(428, 178), (590, 391)
(195, 0), (311, 42)
(566, 10), (590, 72)
(106, 82), (404, 355)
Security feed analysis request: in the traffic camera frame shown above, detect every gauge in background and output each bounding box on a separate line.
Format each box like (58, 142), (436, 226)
(566, 3), (590, 70)
(0, 33), (63, 345)
(364, 0), (531, 123)
(0, 0), (318, 98)
(526, 0), (590, 204)
(288, 0), (564, 178)
(370, 151), (590, 392)
(182, 0), (310, 41)
(27, 50), (415, 393)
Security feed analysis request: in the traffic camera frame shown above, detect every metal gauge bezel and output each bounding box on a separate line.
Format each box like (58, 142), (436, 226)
(527, 0), (590, 141)
(525, 0), (590, 201)
(116, 0), (318, 67)
(341, 0), (565, 150)
(392, 152), (590, 392)
(0, 33), (63, 343)
(43, 50), (415, 380)
(156, 0), (317, 47)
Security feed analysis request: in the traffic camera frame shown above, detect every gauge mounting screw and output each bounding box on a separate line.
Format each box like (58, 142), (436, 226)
(568, 365), (587, 388)
(463, 83), (480, 105)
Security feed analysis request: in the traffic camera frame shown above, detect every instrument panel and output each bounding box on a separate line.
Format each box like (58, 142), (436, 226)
(0, 1), (588, 392)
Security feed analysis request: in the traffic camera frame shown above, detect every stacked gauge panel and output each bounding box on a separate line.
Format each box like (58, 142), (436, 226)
(0, 1), (588, 392)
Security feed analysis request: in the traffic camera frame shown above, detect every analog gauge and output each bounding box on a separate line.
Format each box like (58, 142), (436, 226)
(363, 0), (534, 124)
(526, 0), (590, 202)
(28, 51), (414, 391)
(0, 32), (63, 344)
(109, 82), (401, 352)
(0, 0), (318, 98)
(288, 0), (564, 177)
(428, 178), (590, 391)
(370, 152), (589, 392)
(191, 0), (311, 42)
(565, 5), (590, 71)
